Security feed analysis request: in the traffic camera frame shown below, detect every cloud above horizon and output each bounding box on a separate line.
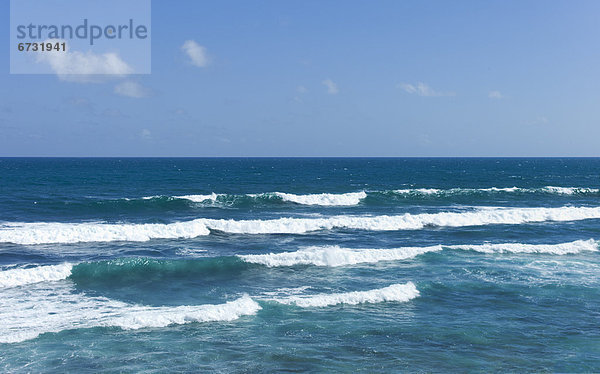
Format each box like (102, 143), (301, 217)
(399, 82), (455, 97)
(322, 79), (339, 94)
(35, 40), (133, 83)
(114, 81), (149, 98)
(181, 40), (209, 67)
(488, 90), (503, 99)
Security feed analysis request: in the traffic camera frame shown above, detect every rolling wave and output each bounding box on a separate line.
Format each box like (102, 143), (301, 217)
(1, 239), (594, 290)
(240, 245), (443, 267)
(2, 206), (600, 244)
(240, 239), (597, 267)
(202, 206), (600, 234)
(447, 239), (599, 255)
(271, 283), (419, 307)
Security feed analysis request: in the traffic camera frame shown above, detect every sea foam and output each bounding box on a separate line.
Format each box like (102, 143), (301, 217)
(0, 283), (260, 343)
(203, 206), (600, 234)
(0, 220), (210, 245)
(240, 245), (443, 267)
(174, 193), (221, 202)
(272, 283), (419, 307)
(239, 240), (597, 267)
(0, 263), (73, 288)
(3, 206), (600, 244)
(449, 239), (598, 255)
(392, 186), (599, 196)
(273, 191), (367, 206)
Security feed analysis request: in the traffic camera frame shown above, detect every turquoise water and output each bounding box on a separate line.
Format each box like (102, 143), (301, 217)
(1, 158), (599, 372)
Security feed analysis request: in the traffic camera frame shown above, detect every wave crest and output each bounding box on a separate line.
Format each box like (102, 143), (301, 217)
(0, 220), (210, 245)
(273, 191), (366, 206)
(240, 245), (442, 267)
(0, 263), (73, 288)
(203, 206), (600, 235)
(449, 239), (598, 255)
(272, 283), (419, 307)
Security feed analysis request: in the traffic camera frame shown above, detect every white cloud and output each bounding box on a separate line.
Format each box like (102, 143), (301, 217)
(36, 40), (132, 83)
(322, 79), (338, 94)
(528, 116), (549, 126)
(488, 90), (503, 99)
(114, 81), (149, 98)
(141, 129), (152, 139)
(297, 85), (308, 93)
(181, 40), (209, 67)
(398, 82), (455, 97)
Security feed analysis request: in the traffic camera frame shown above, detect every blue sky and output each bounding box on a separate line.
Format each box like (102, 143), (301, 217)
(1, 0), (599, 156)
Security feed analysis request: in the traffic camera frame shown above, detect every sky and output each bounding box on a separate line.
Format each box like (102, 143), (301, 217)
(1, 0), (599, 157)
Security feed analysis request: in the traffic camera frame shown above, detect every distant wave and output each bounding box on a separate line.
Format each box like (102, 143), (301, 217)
(167, 186), (599, 205)
(171, 191), (367, 206)
(3, 206), (600, 244)
(47, 186), (597, 213)
(271, 191), (367, 206)
(240, 239), (598, 267)
(271, 283), (419, 307)
(390, 186), (599, 196)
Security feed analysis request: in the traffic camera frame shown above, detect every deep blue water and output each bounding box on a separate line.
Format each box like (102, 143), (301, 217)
(1, 158), (599, 372)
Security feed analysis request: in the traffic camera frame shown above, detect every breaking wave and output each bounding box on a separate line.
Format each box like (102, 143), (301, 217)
(0, 263), (74, 288)
(202, 206), (600, 234)
(240, 239), (598, 267)
(3, 206), (600, 244)
(448, 239), (598, 255)
(240, 245), (443, 267)
(0, 283), (261, 343)
(271, 191), (367, 206)
(0, 220), (210, 245)
(271, 283), (419, 307)
(172, 191), (367, 206)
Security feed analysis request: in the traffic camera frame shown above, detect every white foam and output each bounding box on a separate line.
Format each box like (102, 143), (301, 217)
(542, 186), (600, 195)
(393, 188), (441, 195)
(449, 239), (598, 255)
(0, 263), (73, 288)
(241, 240), (596, 268)
(3, 206), (600, 245)
(393, 186), (598, 196)
(273, 191), (367, 206)
(240, 245), (442, 267)
(203, 206), (600, 234)
(0, 220), (210, 245)
(110, 295), (261, 330)
(174, 193), (220, 202)
(0, 283), (260, 344)
(272, 283), (419, 307)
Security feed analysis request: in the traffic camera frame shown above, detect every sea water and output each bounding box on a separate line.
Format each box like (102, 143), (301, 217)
(0, 158), (599, 372)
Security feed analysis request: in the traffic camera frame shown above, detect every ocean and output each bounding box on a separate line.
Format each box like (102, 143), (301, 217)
(1, 157), (599, 372)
